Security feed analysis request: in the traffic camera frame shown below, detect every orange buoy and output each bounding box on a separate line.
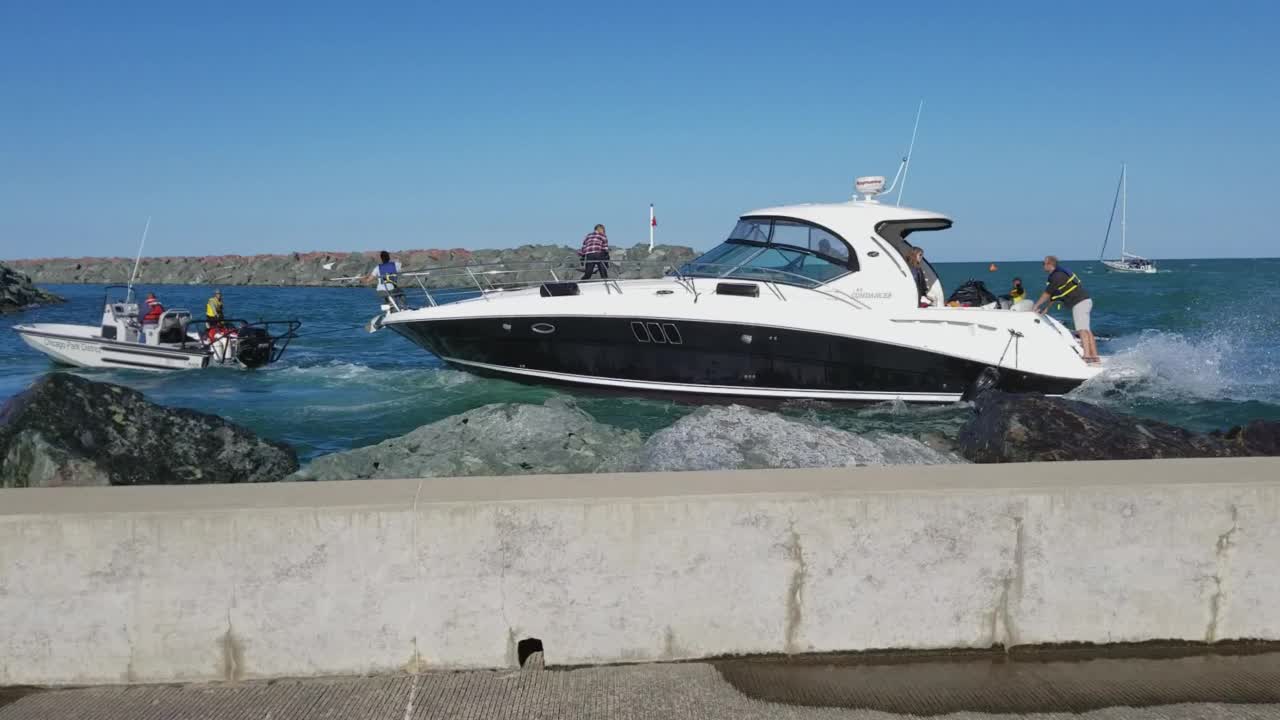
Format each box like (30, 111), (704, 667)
(988, 263), (998, 272)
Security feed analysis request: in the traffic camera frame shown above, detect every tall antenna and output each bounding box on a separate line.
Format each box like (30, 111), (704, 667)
(875, 100), (926, 201)
(126, 216), (151, 303)
(896, 100), (924, 207)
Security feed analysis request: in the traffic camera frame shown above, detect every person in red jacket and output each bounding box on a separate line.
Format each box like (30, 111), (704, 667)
(141, 293), (164, 324)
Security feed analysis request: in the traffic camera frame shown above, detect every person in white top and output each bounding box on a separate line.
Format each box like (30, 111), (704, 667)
(366, 250), (405, 311)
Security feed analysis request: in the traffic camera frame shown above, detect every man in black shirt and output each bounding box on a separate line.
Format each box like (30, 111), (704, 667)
(1033, 255), (1098, 364)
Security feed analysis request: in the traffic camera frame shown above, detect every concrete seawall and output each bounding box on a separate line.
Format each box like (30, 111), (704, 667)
(2, 458), (1279, 686)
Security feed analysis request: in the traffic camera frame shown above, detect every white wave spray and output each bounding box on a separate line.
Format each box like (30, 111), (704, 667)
(1075, 320), (1279, 406)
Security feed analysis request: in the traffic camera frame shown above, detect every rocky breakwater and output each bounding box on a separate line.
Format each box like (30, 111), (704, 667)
(5, 243), (698, 288)
(958, 390), (1280, 463)
(0, 374), (297, 487)
(291, 399), (958, 480)
(0, 262), (63, 313)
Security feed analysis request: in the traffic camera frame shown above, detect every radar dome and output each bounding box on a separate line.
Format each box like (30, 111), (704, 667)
(854, 176), (886, 201)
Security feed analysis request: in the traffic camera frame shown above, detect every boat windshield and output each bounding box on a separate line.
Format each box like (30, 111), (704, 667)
(681, 218), (855, 287)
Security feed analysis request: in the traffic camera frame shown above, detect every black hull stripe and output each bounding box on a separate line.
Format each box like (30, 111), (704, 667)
(386, 307), (1078, 369)
(390, 311), (970, 361)
(389, 316), (1084, 400)
(101, 356), (197, 371)
(443, 357), (963, 402)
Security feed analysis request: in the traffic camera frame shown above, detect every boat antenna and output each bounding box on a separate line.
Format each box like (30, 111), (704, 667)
(879, 100), (924, 202)
(896, 100), (924, 207)
(1098, 165), (1124, 261)
(126, 216), (151, 303)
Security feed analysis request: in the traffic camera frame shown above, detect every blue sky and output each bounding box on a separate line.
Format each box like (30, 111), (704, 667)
(2, 1), (1276, 261)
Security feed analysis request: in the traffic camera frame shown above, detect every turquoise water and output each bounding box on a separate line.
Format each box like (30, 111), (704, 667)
(3, 259), (1278, 460)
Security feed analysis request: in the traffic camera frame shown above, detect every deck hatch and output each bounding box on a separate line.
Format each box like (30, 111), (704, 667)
(715, 282), (760, 298)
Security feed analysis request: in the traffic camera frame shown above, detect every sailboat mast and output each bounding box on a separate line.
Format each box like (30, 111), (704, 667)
(1120, 163), (1127, 257)
(1099, 165), (1123, 262)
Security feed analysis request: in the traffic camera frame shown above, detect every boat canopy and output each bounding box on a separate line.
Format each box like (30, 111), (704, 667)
(684, 200), (953, 291)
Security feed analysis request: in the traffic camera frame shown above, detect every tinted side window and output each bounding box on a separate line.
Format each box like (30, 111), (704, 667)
(768, 221), (811, 251)
(809, 227), (848, 261)
(763, 220), (855, 269)
(728, 218), (771, 243)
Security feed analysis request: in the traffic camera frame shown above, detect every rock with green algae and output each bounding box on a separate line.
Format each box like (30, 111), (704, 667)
(290, 397), (644, 481)
(0, 262), (63, 313)
(0, 373), (297, 487)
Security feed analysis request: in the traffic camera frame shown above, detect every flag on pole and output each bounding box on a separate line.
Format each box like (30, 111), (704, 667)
(648, 204), (656, 251)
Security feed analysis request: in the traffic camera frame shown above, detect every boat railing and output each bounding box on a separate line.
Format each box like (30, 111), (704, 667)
(369, 257), (871, 310)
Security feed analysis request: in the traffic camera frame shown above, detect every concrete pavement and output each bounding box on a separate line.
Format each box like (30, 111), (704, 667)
(5, 651), (1280, 719)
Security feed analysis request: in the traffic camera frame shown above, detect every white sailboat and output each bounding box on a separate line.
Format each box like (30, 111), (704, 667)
(1100, 163), (1157, 274)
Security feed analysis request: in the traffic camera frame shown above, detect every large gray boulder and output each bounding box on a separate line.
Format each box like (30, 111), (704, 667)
(958, 391), (1280, 463)
(0, 262), (63, 313)
(295, 400), (958, 481)
(0, 374), (298, 487)
(292, 398), (644, 480)
(619, 404), (959, 472)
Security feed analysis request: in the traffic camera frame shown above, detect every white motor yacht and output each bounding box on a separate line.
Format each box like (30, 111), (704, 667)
(14, 286), (300, 372)
(370, 178), (1101, 403)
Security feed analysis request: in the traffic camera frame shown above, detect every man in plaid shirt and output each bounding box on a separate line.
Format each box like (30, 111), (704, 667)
(579, 224), (610, 280)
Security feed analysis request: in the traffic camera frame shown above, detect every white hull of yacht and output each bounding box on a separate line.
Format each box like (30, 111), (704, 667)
(381, 276), (1101, 403)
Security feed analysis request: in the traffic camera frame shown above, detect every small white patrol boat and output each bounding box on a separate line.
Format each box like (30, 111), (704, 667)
(13, 285), (300, 372)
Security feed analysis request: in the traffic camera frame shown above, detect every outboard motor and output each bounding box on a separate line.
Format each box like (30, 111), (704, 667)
(233, 326), (276, 369)
(193, 318), (300, 368)
(962, 366), (1001, 402)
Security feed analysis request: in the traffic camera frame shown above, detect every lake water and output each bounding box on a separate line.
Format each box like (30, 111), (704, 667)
(3, 259), (1278, 462)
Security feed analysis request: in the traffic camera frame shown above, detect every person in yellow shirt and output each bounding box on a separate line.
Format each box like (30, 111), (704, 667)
(205, 289), (224, 329)
(1009, 277), (1026, 302)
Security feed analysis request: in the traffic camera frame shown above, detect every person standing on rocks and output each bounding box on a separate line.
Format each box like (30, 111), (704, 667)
(367, 250), (405, 311)
(1033, 256), (1098, 364)
(579, 224), (610, 280)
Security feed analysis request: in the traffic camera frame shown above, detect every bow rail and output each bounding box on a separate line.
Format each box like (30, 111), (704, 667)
(334, 257), (871, 311)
